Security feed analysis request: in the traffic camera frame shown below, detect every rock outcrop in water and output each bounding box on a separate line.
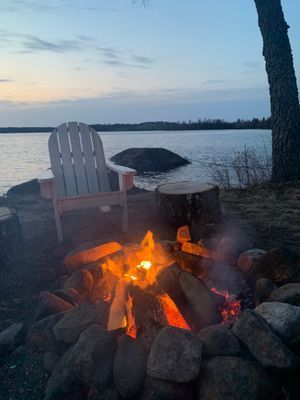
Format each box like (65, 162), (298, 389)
(110, 148), (190, 173)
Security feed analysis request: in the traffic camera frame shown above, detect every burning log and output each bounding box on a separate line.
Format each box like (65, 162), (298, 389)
(107, 280), (135, 335)
(181, 241), (236, 266)
(129, 286), (167, 347)
(156, 182), (222, 227)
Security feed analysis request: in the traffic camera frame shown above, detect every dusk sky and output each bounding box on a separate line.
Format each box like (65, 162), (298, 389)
(0, 0), (299, 126)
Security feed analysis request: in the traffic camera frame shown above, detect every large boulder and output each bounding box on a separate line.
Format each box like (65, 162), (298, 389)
(197, 356), (285, 400)
(35, 291), (75, 321)
(71, 324), (116, 391)
(64, 269), (94, 299)
(53, 302), (108, 344)
(268, 283), (300, 306)
(110, 148), (190, 173)
(30, 311), (69, 353)
(254, 278), (277, 306)
(250, 247), (300, 284)
(147, 326), (203, 383)
(255, 302), (300, 342)
(237, 249), (267, 274)
(113, 335), (148, 398)
(197, 324), (240, 356)
(231, 310), (299, 371)
(45, 325), (116, 399)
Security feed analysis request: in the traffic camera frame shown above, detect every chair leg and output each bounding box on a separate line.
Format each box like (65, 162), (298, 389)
(121, 192), (128, 232)
(53, 199), (63, 242)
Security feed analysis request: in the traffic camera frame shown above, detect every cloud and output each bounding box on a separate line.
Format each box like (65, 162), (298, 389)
(0, 29), (154, 69)
(201, 79), (227, 85)
(97, 46), (154, 69)
(0, 79), (14, 83)
(0, 0), (118, 14)
(21, 35), (82, 53)
(243, 61), (259, 69)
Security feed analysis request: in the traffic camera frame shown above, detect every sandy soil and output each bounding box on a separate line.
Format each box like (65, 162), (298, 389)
(0, 181), (299, 399)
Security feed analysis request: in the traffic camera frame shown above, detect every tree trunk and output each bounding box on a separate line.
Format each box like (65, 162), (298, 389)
(254, 0), (300, 182)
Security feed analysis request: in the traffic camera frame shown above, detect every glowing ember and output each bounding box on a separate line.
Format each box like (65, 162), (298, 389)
(211, 287), (241, 324)
(159, 293), (190, 330)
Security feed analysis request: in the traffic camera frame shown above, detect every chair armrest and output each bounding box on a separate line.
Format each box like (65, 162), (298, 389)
(106, 162), (136, 191)
(38, 169), (55, 199)
(106, 161), (136, 176)
(38, 169), (55, 183)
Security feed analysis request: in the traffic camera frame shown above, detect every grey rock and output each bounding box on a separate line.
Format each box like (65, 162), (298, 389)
(53, 302), (108, 344)
(255, 301), (300, 341)
(113, 335), (148, 397)
(197, 356), (285, 400)
(269, 283), (300, 306)
(110, 147), (190, 173)
(53, 287), (84, 306)
(197, 324), (240, 356)
(46, 325), (116, 399)
(254, 278), (277, 306)
(251, 247), (300, 284)
(179, 270), (221, 330)
(64, 269), (93, 299)
(140, 376), (194, 400)
(237, 249), (266, 274)
(71, 324), (116, 391)
(147, 326), (203, 383)
(0, 322), (24, 355)
(43, 352), (60, 373)
(35, 291), (74, 321)
(45, 347), (80, 400)
(231, 310), (299, 371)
(30, 311), (68, 353)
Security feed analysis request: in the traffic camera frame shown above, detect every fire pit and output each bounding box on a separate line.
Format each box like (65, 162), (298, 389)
(30, 227), (300, 400)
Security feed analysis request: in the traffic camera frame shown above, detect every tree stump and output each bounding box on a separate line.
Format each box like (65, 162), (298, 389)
(156, 182), (221, 228)
(0, 207), (23, 268)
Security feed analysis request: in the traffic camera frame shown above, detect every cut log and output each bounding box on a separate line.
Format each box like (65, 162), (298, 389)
(156, 182), (221, 227)
(0, 207), (23, 268)
(129, 286), (167, 348)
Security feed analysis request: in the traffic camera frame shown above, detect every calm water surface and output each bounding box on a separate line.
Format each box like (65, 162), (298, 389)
(0, 129), (271, 195)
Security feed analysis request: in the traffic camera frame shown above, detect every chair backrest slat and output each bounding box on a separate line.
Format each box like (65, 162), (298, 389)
(49, 121), (109, 198)
(78, 122), (101, 195)
(57, 123), (77, 197)
(68, 122), (89, 195)
(49, 130), (66, 197)
(91, 130), (110, 192)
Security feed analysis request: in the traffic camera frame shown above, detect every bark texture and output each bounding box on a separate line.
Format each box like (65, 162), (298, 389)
(254, 0), (300, 182)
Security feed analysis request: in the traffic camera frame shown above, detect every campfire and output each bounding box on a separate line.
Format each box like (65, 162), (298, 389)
(96, 227), (241, 341)
(30, 225), (300, 400)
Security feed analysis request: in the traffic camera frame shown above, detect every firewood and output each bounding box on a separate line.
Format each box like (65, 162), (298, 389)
(181, 241), (236, 266)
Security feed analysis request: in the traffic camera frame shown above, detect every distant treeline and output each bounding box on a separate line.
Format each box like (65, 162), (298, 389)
(0, 117), (271, 133)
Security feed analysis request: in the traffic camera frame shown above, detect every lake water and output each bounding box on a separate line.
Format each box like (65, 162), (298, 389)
(0, 129), (271, 195)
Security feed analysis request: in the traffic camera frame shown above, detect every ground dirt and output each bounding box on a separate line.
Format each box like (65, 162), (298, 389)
(0, 181), (299, 400)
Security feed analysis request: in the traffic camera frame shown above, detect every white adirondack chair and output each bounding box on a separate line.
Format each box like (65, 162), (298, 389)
(38, 122), (136, 242)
